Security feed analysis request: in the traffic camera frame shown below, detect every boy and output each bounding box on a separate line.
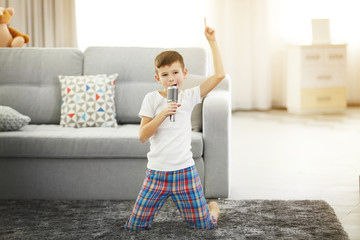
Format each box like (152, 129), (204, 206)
(125, 19), (225, 231)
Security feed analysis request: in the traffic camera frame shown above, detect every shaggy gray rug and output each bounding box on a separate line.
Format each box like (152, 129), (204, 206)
(0, 199), (349, 240)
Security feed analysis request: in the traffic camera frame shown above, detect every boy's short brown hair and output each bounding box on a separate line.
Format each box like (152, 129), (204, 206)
(154, 51), (185, 74)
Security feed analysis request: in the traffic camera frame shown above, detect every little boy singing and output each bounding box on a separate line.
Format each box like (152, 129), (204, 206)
(125, 18), (225, 231)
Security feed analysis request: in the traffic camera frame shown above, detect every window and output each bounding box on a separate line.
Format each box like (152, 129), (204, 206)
(75, 0), (207, 50)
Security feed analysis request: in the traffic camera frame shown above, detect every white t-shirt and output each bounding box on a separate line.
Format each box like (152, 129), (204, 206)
(138, 86), (202, 171)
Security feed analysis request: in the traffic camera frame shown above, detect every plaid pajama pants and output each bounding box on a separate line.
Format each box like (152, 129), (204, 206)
(125, 165), (217, 231)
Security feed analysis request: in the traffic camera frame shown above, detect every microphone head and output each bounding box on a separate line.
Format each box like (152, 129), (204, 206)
(167, 85), (178, 102)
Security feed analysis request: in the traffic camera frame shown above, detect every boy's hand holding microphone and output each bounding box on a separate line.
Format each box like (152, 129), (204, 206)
(167, 85), (179, 122)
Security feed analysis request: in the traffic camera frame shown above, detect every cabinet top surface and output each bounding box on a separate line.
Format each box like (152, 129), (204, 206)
(288, 44), (347, 48)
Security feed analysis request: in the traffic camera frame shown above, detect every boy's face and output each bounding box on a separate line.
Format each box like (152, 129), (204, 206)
(155, 61), (187, 90)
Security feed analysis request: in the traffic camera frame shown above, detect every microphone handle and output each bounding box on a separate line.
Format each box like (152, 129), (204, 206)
(167, 86), (178, 122)
(170, 114), (175, 122)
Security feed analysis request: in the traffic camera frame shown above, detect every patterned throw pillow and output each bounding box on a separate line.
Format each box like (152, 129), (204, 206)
(59, 74), (118, 128)
(0, 106), (31, 131)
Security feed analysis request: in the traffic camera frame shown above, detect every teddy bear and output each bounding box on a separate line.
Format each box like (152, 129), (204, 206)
(0, 7), (30, 47)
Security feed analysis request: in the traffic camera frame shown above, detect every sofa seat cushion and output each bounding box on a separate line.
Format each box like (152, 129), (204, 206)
(0, 124), (203, 159)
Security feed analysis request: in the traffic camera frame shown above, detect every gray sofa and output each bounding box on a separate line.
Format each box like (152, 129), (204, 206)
(0, 47), (231, 200)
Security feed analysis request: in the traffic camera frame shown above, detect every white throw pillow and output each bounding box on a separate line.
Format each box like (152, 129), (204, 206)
(0, 106), (31, 131)
(59, 74), (118, 128)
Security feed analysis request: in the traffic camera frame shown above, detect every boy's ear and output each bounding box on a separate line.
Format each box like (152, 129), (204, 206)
(183, 68), (188, 77)
(154, 74), (160, 83)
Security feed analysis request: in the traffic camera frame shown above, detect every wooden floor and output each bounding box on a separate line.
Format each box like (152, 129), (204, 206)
(229, 107), (360, 239)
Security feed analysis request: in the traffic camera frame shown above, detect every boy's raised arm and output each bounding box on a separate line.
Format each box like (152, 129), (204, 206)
(200, 18), (226, 98)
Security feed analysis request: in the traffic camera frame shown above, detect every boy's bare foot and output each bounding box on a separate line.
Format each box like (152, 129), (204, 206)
(209, 201), (220, 221)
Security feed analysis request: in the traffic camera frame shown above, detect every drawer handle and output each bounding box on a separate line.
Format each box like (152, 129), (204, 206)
(329, 54), (343, 60)
(317, 96), (332, 102)
(306, 55), (320, 60)
(317, 75), (332, 80)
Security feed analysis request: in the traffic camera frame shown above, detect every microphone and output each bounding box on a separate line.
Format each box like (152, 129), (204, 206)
(167, 85), (178, 122)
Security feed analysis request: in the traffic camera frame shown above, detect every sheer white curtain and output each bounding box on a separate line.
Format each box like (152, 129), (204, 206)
(0, 0), (77, 47)
(207, 0), (283, 110)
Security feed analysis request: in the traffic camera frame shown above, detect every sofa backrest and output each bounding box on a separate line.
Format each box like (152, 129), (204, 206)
(0, 48), (83, 124)
(0, 47), (208, 125)
(83, 47), (207, 124)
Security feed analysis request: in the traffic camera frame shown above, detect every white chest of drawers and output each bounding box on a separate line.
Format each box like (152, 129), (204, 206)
(286, 44), (347, 114)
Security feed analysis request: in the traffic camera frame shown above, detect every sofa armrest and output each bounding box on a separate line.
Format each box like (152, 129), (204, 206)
(202, 74), (231, 198)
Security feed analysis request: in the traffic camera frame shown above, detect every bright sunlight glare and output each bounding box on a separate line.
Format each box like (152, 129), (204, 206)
(279, 0), (360, 44)
(75, 0), (206, 50)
